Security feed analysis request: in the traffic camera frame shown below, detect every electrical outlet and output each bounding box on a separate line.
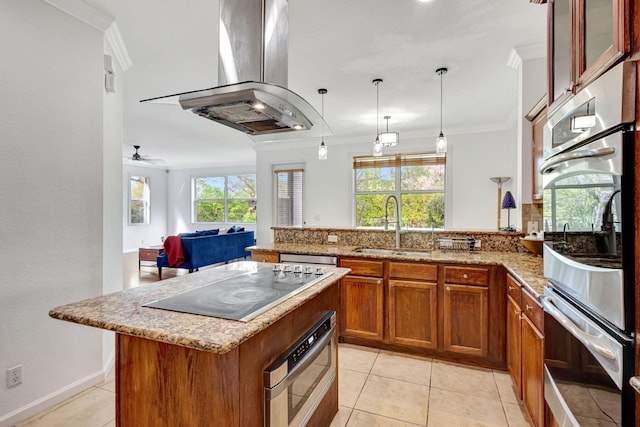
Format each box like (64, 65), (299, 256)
(7, 365), (22, 388)
(474, 240), (481, 249)
(327, 235), (338, 243)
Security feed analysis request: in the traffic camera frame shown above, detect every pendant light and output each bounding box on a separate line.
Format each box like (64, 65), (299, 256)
(380, 115), (399, 147)
(372, 78), (383, 157)
(317, 88), (328, 160)
(435, 67), (448, 155)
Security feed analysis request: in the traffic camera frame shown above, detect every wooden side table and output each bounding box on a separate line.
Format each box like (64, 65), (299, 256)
(139, 245), (164, 270)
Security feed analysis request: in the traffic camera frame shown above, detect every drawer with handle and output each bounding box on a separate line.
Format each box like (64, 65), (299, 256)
(443, 266), (489, 286)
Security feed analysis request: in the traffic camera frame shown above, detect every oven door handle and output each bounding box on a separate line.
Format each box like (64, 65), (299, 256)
(541, 296), (616, 360)
(539, 146), (616, 174)
(266, 327), (335, 399)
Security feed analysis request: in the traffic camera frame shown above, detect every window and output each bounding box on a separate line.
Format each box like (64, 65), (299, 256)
(275, 168), (304, 226)
(354, 153), (445, 229)
(129, 175), (150, 225)
(543, 173), (618, 231)
(193, 174), (256, 223)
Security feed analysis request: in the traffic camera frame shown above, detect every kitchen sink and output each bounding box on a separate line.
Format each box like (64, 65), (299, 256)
(354, 248), (431, 257)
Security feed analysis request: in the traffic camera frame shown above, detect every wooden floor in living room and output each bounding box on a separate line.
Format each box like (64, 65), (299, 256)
(123, 250), (188, 289)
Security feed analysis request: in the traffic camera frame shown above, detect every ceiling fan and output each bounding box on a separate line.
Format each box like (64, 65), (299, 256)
(125, 145), (165, 165)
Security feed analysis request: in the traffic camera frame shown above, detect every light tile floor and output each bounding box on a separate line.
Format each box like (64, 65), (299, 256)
(17, 344), (532, 427)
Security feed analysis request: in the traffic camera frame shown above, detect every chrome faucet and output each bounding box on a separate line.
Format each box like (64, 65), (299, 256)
(556, 223), (572, 252)
(384, 195), (401, 249)
(600, 189), (621, 255)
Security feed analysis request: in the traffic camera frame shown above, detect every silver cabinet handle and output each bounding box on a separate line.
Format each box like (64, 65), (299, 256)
(541, 296), (616, 360)
(462, 273), (468, 279)
(631, 377), (640, 394)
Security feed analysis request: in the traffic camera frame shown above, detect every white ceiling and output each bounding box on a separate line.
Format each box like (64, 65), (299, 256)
(84, 0), (547, 169)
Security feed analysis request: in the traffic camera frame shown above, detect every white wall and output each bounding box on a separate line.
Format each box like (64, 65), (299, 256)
(102, 40), (124, 373)
(0, 1), (106, 425)
(167, 164), (257, 236)
(254, 127), (518, 245)
(122, 165), (169, 252)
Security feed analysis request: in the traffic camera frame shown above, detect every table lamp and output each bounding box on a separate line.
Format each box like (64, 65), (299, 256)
(500, 191), (517, 231)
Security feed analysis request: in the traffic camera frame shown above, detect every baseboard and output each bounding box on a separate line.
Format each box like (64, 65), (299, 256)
(103, 348), (115, 380)
(0, 370), (104, 427)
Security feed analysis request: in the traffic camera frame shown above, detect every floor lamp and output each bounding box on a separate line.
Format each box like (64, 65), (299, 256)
(489, 177), (511, 230)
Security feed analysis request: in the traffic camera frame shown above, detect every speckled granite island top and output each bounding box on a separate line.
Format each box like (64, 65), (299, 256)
(49, 261), (350, 354)
(248, 243), (546, 297)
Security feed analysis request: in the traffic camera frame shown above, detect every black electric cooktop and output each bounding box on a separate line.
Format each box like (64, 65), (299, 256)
(143, 264), (332, 322)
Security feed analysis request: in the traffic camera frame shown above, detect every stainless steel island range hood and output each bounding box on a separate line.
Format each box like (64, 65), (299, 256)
(141, 0), (329, 142)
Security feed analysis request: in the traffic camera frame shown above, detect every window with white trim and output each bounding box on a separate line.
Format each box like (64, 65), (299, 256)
(193, 174), (257, 223)
(129, 175), (150, 225)
(354, 153), (446, 229)
(274, 168), (304, 227)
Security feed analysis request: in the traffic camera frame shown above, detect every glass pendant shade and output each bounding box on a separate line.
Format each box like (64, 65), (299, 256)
(435, 67), (448, 155)
(318, 140), (327, 160)
(373, 137), (383, 157)
(436, 132), (447, 154)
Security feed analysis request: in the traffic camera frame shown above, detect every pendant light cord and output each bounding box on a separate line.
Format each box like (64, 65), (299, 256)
(439, 71), (443, 133)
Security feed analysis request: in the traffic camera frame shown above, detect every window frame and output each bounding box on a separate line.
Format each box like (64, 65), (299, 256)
(129, 175), (150, 226)
(352, 152), (446, 230)
(192, 174), (257, 224)
(273, 164), (305, 227)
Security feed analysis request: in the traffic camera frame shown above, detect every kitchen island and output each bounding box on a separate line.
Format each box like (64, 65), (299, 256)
(49, 261), (350, 427)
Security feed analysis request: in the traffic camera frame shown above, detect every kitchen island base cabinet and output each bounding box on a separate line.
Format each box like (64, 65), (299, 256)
(116, 283), (339, 427)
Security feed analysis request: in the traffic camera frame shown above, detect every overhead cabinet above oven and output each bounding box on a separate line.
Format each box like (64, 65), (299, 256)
(547, 0), (633, 112)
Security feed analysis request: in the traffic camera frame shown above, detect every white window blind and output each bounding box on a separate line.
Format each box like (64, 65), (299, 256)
(275, 168), (304, 226)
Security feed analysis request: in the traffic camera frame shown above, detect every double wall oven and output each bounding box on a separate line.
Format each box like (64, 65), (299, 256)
(540, 61), (636, 426)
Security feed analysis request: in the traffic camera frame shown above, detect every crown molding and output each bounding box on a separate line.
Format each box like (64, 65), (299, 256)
(507, 43), (547, 69)
(42, 1), (132, 71)
(42, 0), (113, 31)
(105, 22), (133, 71)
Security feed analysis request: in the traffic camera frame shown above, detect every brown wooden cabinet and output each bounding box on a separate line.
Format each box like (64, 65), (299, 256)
(505, 274), (545, 427)
(442, 266), (490, 357)
(522, 314), (544, 427)
(526, 96), (547, 204)
(388, 262), (438, 349)
(339, 258), (503, 367)
(443, 284), (489, 357)
(339, 258), (385, 340)
(506, 295), (523, 399)
(250, 251), (279, 263)
(548, 0), (630, 111)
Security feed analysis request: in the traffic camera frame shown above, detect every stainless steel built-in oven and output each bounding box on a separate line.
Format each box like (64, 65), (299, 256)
(541, 61), (636, 426)
(264, 311), (337, 427)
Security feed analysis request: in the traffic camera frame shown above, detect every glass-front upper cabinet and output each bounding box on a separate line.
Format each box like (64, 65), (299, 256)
(549, 0), (572, 105)
(547, 0), (629, 111)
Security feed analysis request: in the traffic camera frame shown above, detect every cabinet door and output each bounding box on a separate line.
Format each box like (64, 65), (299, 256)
(340, 276), (384, 340)
(506, 295), (523, 399)
(522, 315), (544, 427)
(548, 0), (574, 106)
(575, 0), (628, 88)
(388, 280), (438, 349)
(443, 284), (489, 356)
(531, 104), (547, 203)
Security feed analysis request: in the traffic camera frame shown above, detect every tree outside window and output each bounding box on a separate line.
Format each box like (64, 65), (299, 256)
(354, 153), (445, 229)
(130, 175), (150, 225)
(193, 175), (256, 223)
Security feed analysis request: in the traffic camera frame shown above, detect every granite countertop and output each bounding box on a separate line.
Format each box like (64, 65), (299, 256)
(49, 261), (350, 355)
(248, 243), (546, 298)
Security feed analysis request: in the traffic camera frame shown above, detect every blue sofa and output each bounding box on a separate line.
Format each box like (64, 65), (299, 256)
(156, 230), (254, 278)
